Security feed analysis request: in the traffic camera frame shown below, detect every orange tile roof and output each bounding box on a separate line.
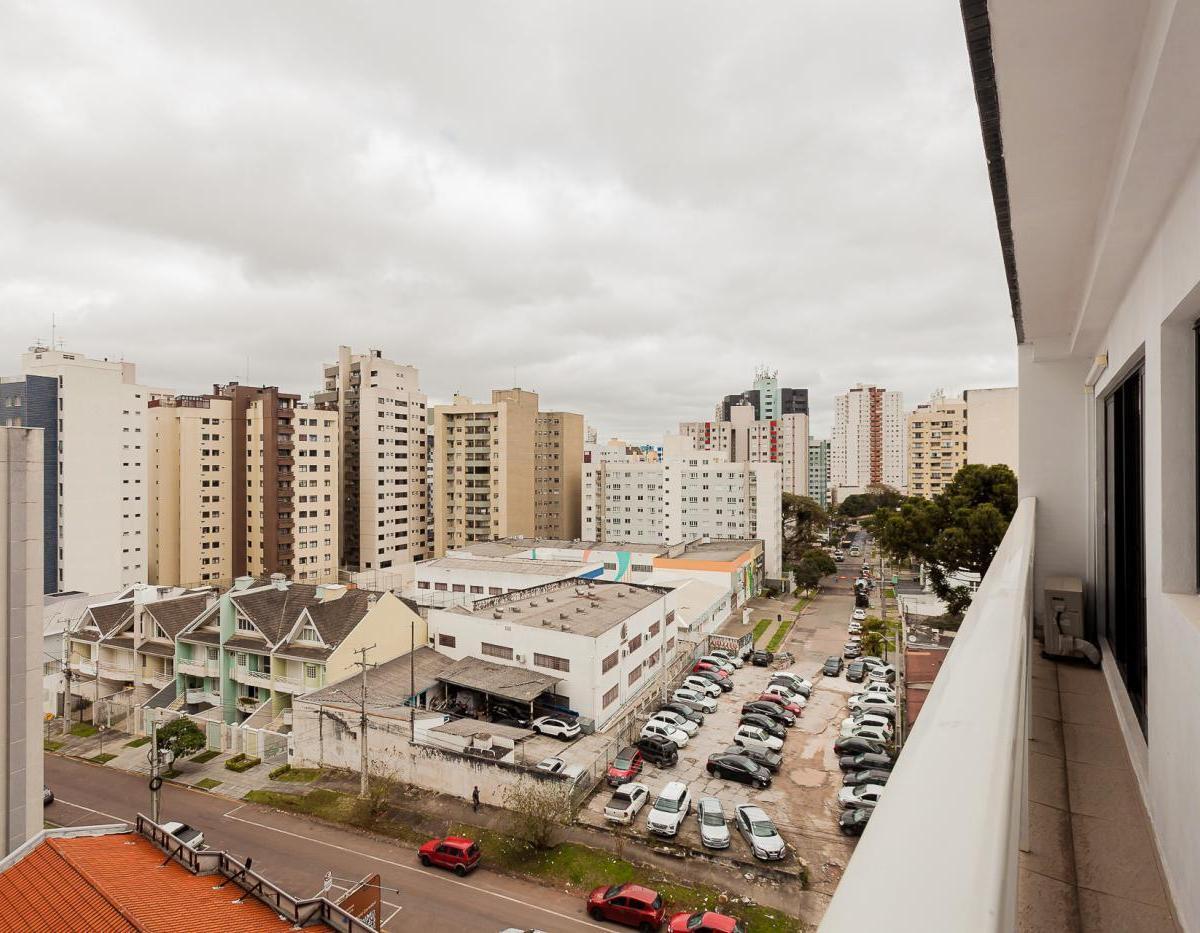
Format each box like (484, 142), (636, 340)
(0, 833), (331, 932)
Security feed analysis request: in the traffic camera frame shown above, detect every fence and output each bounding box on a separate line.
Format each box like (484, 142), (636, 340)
(139, 706), (288, 763)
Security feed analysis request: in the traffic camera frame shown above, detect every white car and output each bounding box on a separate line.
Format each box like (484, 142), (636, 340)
(864, 681), (895, 697)
(847, 622), (862, 635)
(531, 715), (580, 740)
(161, 821), (205, 849)
(604, 782), (650, 824)
(709, 649), (744, 669)
(681, 675), (722, 698)
(641, 720), (689, 747)
(869, 663), (898, 684)
(838, 783), (885, 810)
(839, 722), (892, 744)
(762, 684), (806, 707)
(646, 781), (692, 837)
(849, 693), (897, 716)
(841, 712), (894, 737)
(698, 655), (736, 675)
(733, 724), (784, 752)
(852, 608), (867, 621)
(672, 687), (718, 714)
(649, 710), (698, 737)
(734, 804), (787, 861)
(536, 756), (566, 774)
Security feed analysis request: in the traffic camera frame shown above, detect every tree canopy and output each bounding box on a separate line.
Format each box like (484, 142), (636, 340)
(781, 493), (829, 560)
(155, 717), (207, 761)
(789, 547), (837, 589)
(837, 485), (904, 518)
(872, 464), (1018, 614)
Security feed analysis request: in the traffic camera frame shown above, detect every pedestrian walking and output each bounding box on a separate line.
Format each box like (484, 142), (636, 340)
(472, 786), (480, 813)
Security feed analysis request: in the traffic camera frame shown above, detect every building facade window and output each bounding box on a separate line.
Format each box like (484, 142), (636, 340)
(601, 651), (618, 674)
(627, 634), (642, 652)
(628, 663), (642, 685)
(481, 642), (513, 661)
(438, 634), (456, 648)
(533, 653), (569, 672)
(602, 684), (619, 708)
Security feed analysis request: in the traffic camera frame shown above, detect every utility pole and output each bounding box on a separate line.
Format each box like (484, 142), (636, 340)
(150, 719), (161, 823)
(352, 645), (376, 799)
(409, 616), (416, 744)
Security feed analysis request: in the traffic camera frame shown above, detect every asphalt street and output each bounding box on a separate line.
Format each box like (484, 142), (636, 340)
(44, 754), (606, 933)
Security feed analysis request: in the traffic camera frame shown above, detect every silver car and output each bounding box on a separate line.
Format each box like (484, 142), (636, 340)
(696, 796), (730, 849)
(734, 804), (787, 861)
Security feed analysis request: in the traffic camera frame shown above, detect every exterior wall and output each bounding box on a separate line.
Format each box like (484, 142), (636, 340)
(807, 438), (830, 508)
(0, 376), (58, 593)
(22, 350), (173, 594)
(288, 406), (340, 583)
(832, 384), (905, 492)
(964, 386), (1019, 474)
(535, 411), (583, 539)
(906, 395), (968, 499)
(0, 427), (44, 855)
(679, 410), (808, 497)
(324, 592), (426, 685)
(414, 560), (600, 601)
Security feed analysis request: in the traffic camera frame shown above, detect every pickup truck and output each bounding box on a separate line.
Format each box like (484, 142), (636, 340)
(603, 782), (649, 824)
(161, 821), (204, 850)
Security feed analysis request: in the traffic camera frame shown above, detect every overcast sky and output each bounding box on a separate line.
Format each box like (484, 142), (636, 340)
(0, 1), (1015, 442)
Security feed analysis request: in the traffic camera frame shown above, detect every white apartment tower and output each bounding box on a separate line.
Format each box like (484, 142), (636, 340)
(22, 348), (173, 594)
(831, 384), (905, 493)
(679, 405), (809, 498)
(316, 347), (427, 572)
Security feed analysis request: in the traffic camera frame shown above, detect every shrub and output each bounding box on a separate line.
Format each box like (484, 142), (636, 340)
(224, 754), (262, 773)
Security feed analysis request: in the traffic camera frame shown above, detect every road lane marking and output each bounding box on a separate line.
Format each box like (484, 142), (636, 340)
(56, 798), (132, 825)
(220, 804), (605, 930)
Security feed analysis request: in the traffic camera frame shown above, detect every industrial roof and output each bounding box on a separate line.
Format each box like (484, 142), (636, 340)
(437, 655), (561, 703)
(299, 646), (455, 713)
(420, 556), (592, 576)
(427, 717), (532, 740)
(0, 831), (330, 932)
(454, 536), (761, 563)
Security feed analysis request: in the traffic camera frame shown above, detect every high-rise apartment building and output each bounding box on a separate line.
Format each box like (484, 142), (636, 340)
(147, 386), (340, 587)
(431, 389), (582, 557)
(807, 438), (830, 508)
(0, 375), (57, 593)
(964, 387), (1018, 476)
(581, 439), (782, 578)
(679, 405), (809, 497)
(0, 426), (44, 855)
(831, 384), (905, 494)
(21, 348), (173, 595)
(316, 347), (428, 572)
(906, 394), (968, 499)
(715, 368), (809, 422)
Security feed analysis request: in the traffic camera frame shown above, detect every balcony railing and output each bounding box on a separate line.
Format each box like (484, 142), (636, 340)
(819, 498), (1036, 932)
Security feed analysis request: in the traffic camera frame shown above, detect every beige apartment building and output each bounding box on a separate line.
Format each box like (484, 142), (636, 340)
(906, 393), (967, 499)
(963, 386), (1018, 476)
(431, 389), (582, 557)
(316, 347), (428, 572)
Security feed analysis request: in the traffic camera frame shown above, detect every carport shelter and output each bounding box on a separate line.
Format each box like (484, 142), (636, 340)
(436, 655), (561, 719)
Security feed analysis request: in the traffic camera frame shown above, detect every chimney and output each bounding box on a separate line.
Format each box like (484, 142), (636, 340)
(270, 572), (289, 591)
(316, 583), (347, 602)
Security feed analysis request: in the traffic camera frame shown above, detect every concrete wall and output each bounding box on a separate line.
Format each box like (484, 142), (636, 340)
(964, 386), (1019, 474)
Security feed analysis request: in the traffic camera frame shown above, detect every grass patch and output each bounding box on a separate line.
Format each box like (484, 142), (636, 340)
(69, 722), (99, 738)
(191, 749), (219, 764)
(224, 753), (261, 773)
(244, 787), (426, 843)
(194, 778), (222, 791)
(43, 739), (63, 752)
(89, 753), (116, 765)
(162, 768), (181, 779)
(751, 618), (772, 644)
(124, 737), (150, 748)
(766, 620), (795, 653)
(269, 764), (321, 783)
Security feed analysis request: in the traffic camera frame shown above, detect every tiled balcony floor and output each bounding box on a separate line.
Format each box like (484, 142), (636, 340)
(1019, 652), (1180, 932)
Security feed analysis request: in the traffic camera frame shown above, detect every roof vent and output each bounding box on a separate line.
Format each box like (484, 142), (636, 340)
(617, 591), (625, 598)
(559, 612), (569, 621)
(576, 606), (586, 614)
(493, 610), (503, 620)
(542, 618), (552, 626)
(529, 600), (538, 607)
(559, 623), (569, 631)
(545, 596), (553, 603)
(509, 606), (520, 613)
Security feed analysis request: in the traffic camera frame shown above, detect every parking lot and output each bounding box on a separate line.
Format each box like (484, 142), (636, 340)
(578, 576), (872, 890)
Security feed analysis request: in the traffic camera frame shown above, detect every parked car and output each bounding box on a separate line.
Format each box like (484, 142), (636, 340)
(749, 649), (775, 667)
(733, 724), (784, 752)
(723, 743), (782, 773)
(641, 720), (689, 748)
(607, 747), (644, 787)
(741, 701), (795, 727)
(738, 713), (787, 740)
(698, 655), (737, 675)
(854, 592), (871, 608)
(838, 751), (895, 772)
(646, 782), (692, 837)
(841, 711), (894, 736)
(668, 911), (745, 933)
(838, 807), (873, 837)
(681, 675), (722, 698)
(672, 687), (717, 714)
(761, 683), (806, 707)
(706, 753), (771, 789)
(417, 836), (480, 876)
(604, 783), (651, 824)
(734, 804), (787, 861)
(842, 768), (893, 788)
(696, 797), (731, 850)
(531, 715), (580, 740)
(845, 659), (866, 683)
(868, 664), (898, 684)
(490, 704), (532, 728)
(636, 735), (680, 768)
(852, 608), (867, 621)
(649, 710), (699, 737)
(587, 883), (667, 929)
(833, 550), (845, 561)
(659, 702), (704, 726)
(839, 722), (891, 745)
(833, 734), (887, 756)
(769, 673), (812, 697)
(755, 693), (803, 717)
(863, 681), (896, 696)
(691, 669), (733, 692)
(161, 821), (205, 850)
(849, 694), (897, 717)
(822, 656), (844, 676)
(843, 643), (862, 659)
(691, 661), (730, 680)
(847, 621), (863, 634)
(839, 783), (885, 810)
(709, 649), (744, 669)
(536, 756), (567, 775)
(43, 785), (53, 806)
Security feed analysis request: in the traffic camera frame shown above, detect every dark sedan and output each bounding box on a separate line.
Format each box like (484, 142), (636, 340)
(845, 660), (867, 683)
(722, 744), (782, 774)
(749, 650), (775, 667)
(833, 735), (887, 757)
(705, 753), (772, 789)
(822, 656), (844, 676)
(692, 669), (733, 692)
(842, 768), (892, 787)
(740, 701), (795, 728)
(838, 752), (895, 772)
(659, 702), (704, 726)
(738, 713), (787, 740)
(839, 808), (872, 836)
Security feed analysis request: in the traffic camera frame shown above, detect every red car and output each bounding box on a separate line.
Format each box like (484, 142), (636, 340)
(692, 662), (730, 679)
(417, 836), (480, 876)
(756, 693), (803, 716)
(606, 746), (645, 787)
(668, 911), (745, 933)
(587, 882), (666, 930)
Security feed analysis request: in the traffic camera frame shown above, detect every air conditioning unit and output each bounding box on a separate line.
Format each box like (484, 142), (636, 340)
(515, 654), (525, 663)
(1042, 576), (1099, 664)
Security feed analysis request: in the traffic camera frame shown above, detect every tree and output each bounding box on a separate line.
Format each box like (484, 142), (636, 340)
(790, 548), (837, 589)
(781, 494), (829, 559)
(502, 778), (576, 850)
(155, 718), (206, 764)
(859, 616), (899, 661)
(837, 485), (903, 518)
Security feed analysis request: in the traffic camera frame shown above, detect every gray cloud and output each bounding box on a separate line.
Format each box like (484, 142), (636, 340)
(0, 0), (1015, 441)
